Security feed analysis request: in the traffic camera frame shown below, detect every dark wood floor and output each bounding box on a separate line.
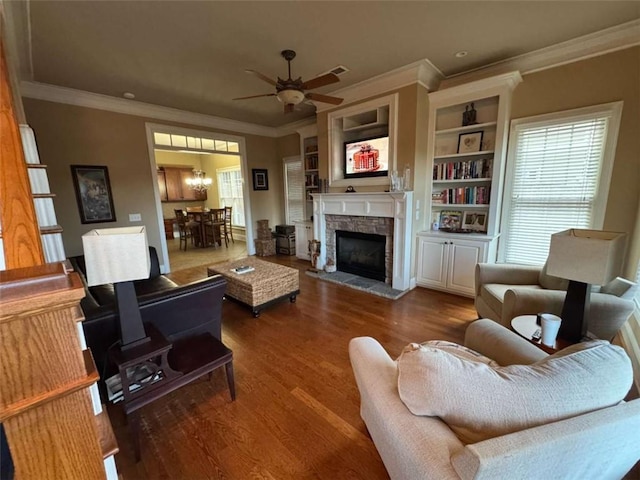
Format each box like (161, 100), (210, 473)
(109, 254), (478, 479)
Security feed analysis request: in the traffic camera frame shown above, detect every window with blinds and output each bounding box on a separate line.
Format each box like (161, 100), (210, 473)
(284, 158), (304, 224)
(216, 166), (245, 227)
(500, 103), (622, 265)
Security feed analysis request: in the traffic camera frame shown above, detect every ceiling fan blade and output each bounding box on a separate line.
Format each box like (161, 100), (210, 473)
(306, 92), (344, 105)
(232, 93), (276, 100)
(245, 69), (278, 87)
(301, 73), (340, 90)
(284, 103), (295, 114)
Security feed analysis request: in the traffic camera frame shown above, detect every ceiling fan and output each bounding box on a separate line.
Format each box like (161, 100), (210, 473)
(233, 49), (344, 113)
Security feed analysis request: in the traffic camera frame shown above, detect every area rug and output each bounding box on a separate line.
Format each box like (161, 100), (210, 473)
(305, 270), (407, 300)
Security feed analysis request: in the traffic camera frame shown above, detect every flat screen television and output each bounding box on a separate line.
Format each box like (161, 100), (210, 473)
(344, 135), (389, 179)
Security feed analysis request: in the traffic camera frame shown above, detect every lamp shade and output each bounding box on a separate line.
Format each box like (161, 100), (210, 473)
(547, 229), (626, 286)
(82, 226), (150, 286)
(276, 89), (305, 105)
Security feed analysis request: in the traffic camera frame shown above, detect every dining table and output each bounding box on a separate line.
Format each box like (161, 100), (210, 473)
(187, 209), (225, 248)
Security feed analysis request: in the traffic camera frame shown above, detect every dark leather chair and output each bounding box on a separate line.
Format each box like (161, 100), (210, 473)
(70, 247), (227, 379)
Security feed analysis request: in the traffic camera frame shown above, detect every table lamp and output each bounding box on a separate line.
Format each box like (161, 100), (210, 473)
(82, 226), (151, 350)
(547, 229), (626, 342)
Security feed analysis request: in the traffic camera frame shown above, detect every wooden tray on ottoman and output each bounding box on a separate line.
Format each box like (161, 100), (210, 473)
(207, 257), (299, 317)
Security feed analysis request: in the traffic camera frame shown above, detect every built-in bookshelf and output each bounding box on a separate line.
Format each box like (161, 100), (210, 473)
(425, 72), (522, 237)
(297, 124), (320, 220)
(416, 72), (522, 296)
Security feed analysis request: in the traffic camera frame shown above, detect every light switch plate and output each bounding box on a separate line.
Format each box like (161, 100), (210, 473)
(129, 213), (142, 222)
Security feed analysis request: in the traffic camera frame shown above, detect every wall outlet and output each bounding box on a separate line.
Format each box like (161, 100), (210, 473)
(129, 213), (142, 222)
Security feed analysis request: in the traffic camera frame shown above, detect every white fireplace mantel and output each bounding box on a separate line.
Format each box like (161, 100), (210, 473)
(312, 192), (413, 291)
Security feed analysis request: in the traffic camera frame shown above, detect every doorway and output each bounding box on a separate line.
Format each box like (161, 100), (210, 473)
(145, 123), (254, 272)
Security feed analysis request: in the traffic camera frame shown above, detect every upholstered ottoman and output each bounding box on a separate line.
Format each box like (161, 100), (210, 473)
(207, 257), (299, 317)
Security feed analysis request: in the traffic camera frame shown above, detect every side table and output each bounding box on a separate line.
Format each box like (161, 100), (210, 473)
(108, 323), (235, 461)
(511, 315), (572, 354)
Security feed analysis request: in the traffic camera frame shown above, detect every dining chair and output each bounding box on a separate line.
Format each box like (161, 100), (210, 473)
(223, 206), (234, 247)
(174, 209), (193, 251)
(205, 209), (225, 247)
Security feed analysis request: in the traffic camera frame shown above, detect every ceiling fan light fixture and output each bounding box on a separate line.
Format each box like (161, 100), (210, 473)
(276, 89), (305, 105)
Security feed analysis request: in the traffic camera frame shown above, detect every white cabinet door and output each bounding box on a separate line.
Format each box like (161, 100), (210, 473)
(295, 221), (312, 260)
(416, 233), (491, 297)
(416, 236), (448, 289)
(447, 239), (486, 296)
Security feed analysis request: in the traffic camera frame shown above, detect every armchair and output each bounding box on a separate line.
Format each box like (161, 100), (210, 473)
(349, 319), (640, 480)
(474, 262), (636, 340)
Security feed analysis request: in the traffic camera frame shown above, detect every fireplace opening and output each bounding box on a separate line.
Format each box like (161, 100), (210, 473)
(336, 230), (386, 282)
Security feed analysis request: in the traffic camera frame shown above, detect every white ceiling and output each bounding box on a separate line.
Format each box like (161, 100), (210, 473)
(6, 1), (640, 128)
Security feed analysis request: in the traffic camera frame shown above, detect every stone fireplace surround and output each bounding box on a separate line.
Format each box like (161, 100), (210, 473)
(312, 192), (413, 291)
(327, 216), (393, 284)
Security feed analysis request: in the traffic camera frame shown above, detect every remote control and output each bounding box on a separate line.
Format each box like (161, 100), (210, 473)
(531, 328), (542, 341)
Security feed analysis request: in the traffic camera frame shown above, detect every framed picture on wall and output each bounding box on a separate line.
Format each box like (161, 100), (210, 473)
(70, 165), (117, 224)
(252, 168), (269, 191)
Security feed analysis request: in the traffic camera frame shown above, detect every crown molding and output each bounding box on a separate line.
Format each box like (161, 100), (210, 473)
(439, 19), (640, 89)
(20, 81), (280, 137)
(314, 59), (444, 114)
(275, 117), (316, 137)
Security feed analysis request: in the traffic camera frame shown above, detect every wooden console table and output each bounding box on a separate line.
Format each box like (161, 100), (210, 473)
(109, 324), (235, 461)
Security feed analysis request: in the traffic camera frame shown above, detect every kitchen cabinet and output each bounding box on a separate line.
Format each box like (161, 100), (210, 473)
(416, 232), (497, 297)
(158, 167), (207, 202)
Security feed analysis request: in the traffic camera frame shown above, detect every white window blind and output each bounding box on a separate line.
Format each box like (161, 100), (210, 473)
(216, 167), (245, 227)
(284, 158), (304, 224)
(501, 104), (621, 265)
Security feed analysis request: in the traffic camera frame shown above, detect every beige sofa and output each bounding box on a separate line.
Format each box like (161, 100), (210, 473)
(474, 262), (636, 340)
(349, 319), (640, 480)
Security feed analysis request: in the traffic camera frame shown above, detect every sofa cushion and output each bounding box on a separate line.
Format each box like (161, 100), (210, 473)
(601, 277), (635, 298)
(396, 340), (632, 444)
(89, 284), (116, 306)
(539, 262), (570, 290)
(420, 340), (499, 367)
(481, 284), (541, 316)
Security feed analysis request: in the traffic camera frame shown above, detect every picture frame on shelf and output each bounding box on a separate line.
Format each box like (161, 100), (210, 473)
(70, 165), (116, 224)
(439, 210), (463, 231)
(463, 211), (488, 232)
(252, 168), (269, 191)
(457, 131), (484, 154)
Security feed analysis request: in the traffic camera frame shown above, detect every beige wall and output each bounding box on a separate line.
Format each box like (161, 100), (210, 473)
(23, 98), (283, 257)
(277, 133), (300, 158)
(246, 134), (283, 231)
(511, 46), (640, 278)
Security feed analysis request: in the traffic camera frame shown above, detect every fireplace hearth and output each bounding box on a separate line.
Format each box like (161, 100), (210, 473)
(336, 230), (386, 282)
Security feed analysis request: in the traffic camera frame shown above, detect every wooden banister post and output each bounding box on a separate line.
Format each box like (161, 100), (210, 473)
(0, 40), (44, 268)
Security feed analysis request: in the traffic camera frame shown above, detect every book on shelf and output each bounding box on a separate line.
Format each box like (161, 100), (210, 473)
(433, 158), (493, 180)
(231, 265), (255, 274)
(432, 186), (490, 205)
